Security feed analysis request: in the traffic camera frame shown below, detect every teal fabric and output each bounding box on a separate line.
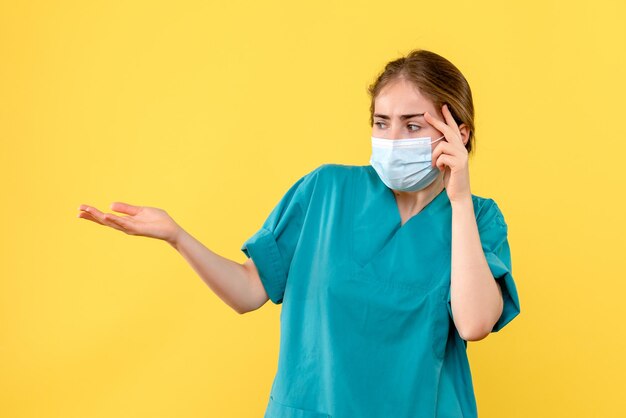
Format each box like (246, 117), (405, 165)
(241, 163), (521, 418)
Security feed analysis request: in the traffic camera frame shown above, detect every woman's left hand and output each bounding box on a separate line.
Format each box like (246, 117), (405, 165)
(424, 104), (471, 203)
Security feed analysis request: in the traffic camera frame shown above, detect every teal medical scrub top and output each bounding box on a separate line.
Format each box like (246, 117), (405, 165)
(241, 163), (521, 418)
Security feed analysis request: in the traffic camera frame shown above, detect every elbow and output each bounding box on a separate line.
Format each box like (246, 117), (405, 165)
(456, 308), (500, 341)
(459, 328), (490, 342)
(456, 291), (504, 341)
(228, 303), (246, 315)
(234, 303), (255, 315)
(229, 298), (256, 315)
(234, 300), (265, 315)
(457, 322), (492, 341)
(237, 307), (260, 315)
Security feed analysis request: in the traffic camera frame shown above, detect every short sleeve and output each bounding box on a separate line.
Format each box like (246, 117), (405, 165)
(240, 165), (322, 304)
(446, 198), (521, 333)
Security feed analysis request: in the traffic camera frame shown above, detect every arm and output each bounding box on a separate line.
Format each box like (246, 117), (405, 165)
(450, 196), (503, 341)
(424, 104), (502, 341)
(77, 202), (269, 314)
(168, 228), (270, 314)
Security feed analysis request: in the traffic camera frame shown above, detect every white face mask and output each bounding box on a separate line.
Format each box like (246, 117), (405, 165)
(369, 135), (445, 192)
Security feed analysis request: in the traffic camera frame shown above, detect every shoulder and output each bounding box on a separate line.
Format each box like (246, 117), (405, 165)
(471, 193), (509, 250)
(312, 162), (363, 177)
(303, 163), (365, 186)
(471, 193), (508, 231)
(286, 163), (357, 203)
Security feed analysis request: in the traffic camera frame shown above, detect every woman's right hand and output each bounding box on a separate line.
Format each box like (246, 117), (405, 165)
(77, 202), (183, 245)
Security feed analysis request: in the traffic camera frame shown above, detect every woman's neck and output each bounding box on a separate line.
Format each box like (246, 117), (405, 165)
(392, 173), (445, 218)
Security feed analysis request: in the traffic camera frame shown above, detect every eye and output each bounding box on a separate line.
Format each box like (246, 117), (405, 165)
(373, 122), (420, 130)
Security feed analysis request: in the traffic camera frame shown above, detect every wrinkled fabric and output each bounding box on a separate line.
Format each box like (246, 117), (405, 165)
(241, 163), (521, 418)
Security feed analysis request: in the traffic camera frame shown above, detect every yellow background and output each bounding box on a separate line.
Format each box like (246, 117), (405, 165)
(1, 0), (624, 416)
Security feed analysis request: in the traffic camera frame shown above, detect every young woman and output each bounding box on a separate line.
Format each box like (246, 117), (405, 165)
(78, 49), (521, 418)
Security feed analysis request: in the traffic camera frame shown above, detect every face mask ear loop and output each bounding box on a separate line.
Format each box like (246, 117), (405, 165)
(431, 135), (446, 144)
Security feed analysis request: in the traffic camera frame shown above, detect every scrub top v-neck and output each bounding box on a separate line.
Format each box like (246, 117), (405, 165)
(241, 163), (521, 418)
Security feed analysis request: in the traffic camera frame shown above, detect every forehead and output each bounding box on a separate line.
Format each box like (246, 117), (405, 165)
(374, 79), (435, 114)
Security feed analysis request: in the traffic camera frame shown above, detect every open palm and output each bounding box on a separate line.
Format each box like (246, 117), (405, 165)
(77, 201), (181, 244)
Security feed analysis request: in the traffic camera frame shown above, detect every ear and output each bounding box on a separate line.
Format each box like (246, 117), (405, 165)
(458, 123), (470, 147)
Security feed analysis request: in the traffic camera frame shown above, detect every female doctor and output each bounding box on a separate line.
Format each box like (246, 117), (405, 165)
(78, 49), (521, 418)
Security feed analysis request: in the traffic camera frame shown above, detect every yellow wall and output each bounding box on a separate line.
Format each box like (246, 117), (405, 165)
(1, 0), (624, 416)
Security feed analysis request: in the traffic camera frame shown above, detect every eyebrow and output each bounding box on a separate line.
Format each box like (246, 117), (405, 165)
(373, 113), (424, 120)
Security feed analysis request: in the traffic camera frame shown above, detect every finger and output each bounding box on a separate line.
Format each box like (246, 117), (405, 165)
(104, 213), (133, 227)
(79, 206), (124, 231)
(441, 104), (462, 142)
(78, 209), (125, 233)
(103, 217), (129, 233)
(104, 214), (133, 234)
(431, 141), (455, 167)
(110, 202), (142, 216)
(436, 154), (455, 172)
(79, 206), (106, 223)
(77, 210), (105, 226)
(423, 110), (452, 138)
